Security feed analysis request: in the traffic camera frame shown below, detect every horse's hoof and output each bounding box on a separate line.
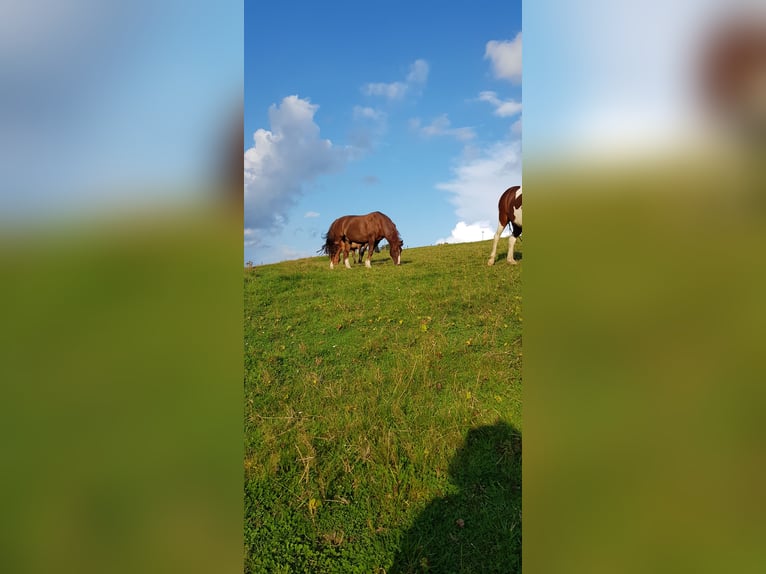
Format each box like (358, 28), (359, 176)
(507, 259), (517, 265)
(487, 259), (495, 266)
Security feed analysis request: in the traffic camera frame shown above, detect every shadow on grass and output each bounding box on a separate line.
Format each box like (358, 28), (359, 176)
(389, 421), (522, 574)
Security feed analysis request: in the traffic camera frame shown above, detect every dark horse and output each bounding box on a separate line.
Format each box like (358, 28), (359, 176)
(487, 185), (522, 266)
(322, 212), (403, 269)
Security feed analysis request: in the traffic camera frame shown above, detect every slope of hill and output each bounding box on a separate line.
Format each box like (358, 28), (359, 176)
(244, 239), (522, 573)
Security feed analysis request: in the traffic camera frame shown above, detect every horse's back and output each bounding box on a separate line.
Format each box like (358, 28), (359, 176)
(499, 186), (522, 226)
(499, 185), (521, 209)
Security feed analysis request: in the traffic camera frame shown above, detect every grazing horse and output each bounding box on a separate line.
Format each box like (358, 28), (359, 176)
(487, 186), (522, 266)
(322, 211), (403, 269)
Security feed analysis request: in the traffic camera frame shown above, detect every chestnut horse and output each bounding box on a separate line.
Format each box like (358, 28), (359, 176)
(322, 212), (403, 269)
(487, 186), (522, 266)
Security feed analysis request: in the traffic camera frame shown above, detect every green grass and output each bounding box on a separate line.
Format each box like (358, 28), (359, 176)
(244, 239), (522, 573)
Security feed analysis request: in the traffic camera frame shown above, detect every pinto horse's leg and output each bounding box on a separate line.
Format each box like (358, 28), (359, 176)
(506, 224), (521, 264)
(507, 234), (517, 264)
(487, 222), (505, 266)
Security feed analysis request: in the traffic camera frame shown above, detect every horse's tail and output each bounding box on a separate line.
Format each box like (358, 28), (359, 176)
(319, 231), (335, 256)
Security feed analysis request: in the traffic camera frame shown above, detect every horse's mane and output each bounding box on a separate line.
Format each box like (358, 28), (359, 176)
(372, 211), (402, 245)
(387, 220), (403, 246)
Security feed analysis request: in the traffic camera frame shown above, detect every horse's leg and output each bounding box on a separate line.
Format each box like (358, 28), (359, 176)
(343, 242), (352, 269)
(487, 223), (504, 266)
(508, 223), (519, 265)
(364, 240), (374, 268)
(330, 244), (338, 269)
(506, 234), (517, 264)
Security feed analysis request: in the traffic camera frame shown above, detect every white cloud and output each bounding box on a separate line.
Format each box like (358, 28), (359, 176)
(353, 106), (385, 121)
(411, 114), (476, 141)
(435, 221), (506, 245)
(275, 244), (314, 262)
(304, 211), (320, 218)
(244, 95), (349, 238)
(363, 82), (407, 99)
(433, 37), (523, 247)
(350, 105), (388, 151)
(478, 91), (522, 118)
(244, 227), (262, 248)
(406, 59), (429, 84)
(510, 117), (522, 135)
(362, 59), (429, 100)
(485, 33), (522, 83)
(436, 138), (522, 225)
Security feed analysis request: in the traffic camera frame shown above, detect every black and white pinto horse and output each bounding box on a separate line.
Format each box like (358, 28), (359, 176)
(487, 186), (522, 266)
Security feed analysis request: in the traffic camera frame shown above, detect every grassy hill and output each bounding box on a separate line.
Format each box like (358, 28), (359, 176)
(244, 239), (522, 573)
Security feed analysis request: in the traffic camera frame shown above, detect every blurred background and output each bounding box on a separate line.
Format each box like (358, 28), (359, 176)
(2, 0), (765, 572)
(524, 1), (766, 573)
(1, 1), (242, 573)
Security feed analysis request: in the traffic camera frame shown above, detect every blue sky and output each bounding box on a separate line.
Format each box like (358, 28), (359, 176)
(245, 1), (522, 265)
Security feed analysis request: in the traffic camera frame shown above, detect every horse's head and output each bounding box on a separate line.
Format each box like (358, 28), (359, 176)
(329, 243), (342, 268)
(389, 237), (403, 265)
(322, 227), (344, 269)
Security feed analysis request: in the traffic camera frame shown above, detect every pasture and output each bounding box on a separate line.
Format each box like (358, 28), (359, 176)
(244, 239), (522, 573)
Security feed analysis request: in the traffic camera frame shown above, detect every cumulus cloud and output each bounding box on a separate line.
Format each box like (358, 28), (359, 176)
(431, 35), (523, 246)
(362, 59), (430, 100)
(478, 91), (522, 118)
(435, 221), (506, 245)
(363, 81), (407, 99)
(511, 117), (522, 135)
(244, 227), (263, 248)
(349, 105), (388, 150)
(485, 33), (522, 83)
(406, 59), (429, 84)
(410, 114), (476, 141)
(304, 211), (320, 218)
(275, 244), (315, 261)
(244, 95), (349, 242)
(353, 105), (385, 121)
(436, 138), (522, 225)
